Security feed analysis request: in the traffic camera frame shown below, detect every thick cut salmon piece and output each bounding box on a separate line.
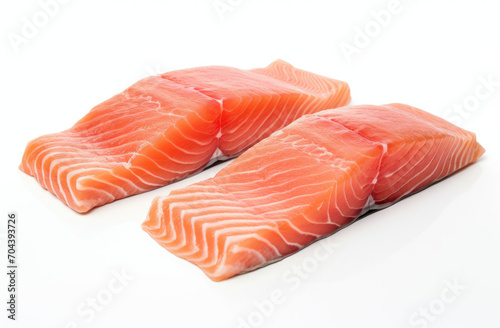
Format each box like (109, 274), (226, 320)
(142, 104), (485, 281)
(19, 60), (350, 213)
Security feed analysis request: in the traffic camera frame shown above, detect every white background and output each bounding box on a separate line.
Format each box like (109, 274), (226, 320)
(1, 1), (499, 327)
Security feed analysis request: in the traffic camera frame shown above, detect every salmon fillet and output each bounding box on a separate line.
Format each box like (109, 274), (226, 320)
(142, 104), (485, 281)
(19, 60), (350, 213)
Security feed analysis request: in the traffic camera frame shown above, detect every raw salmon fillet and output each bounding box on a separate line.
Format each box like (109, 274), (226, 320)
(19, 60), (350, 213)
(142, 103), (485, 281)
